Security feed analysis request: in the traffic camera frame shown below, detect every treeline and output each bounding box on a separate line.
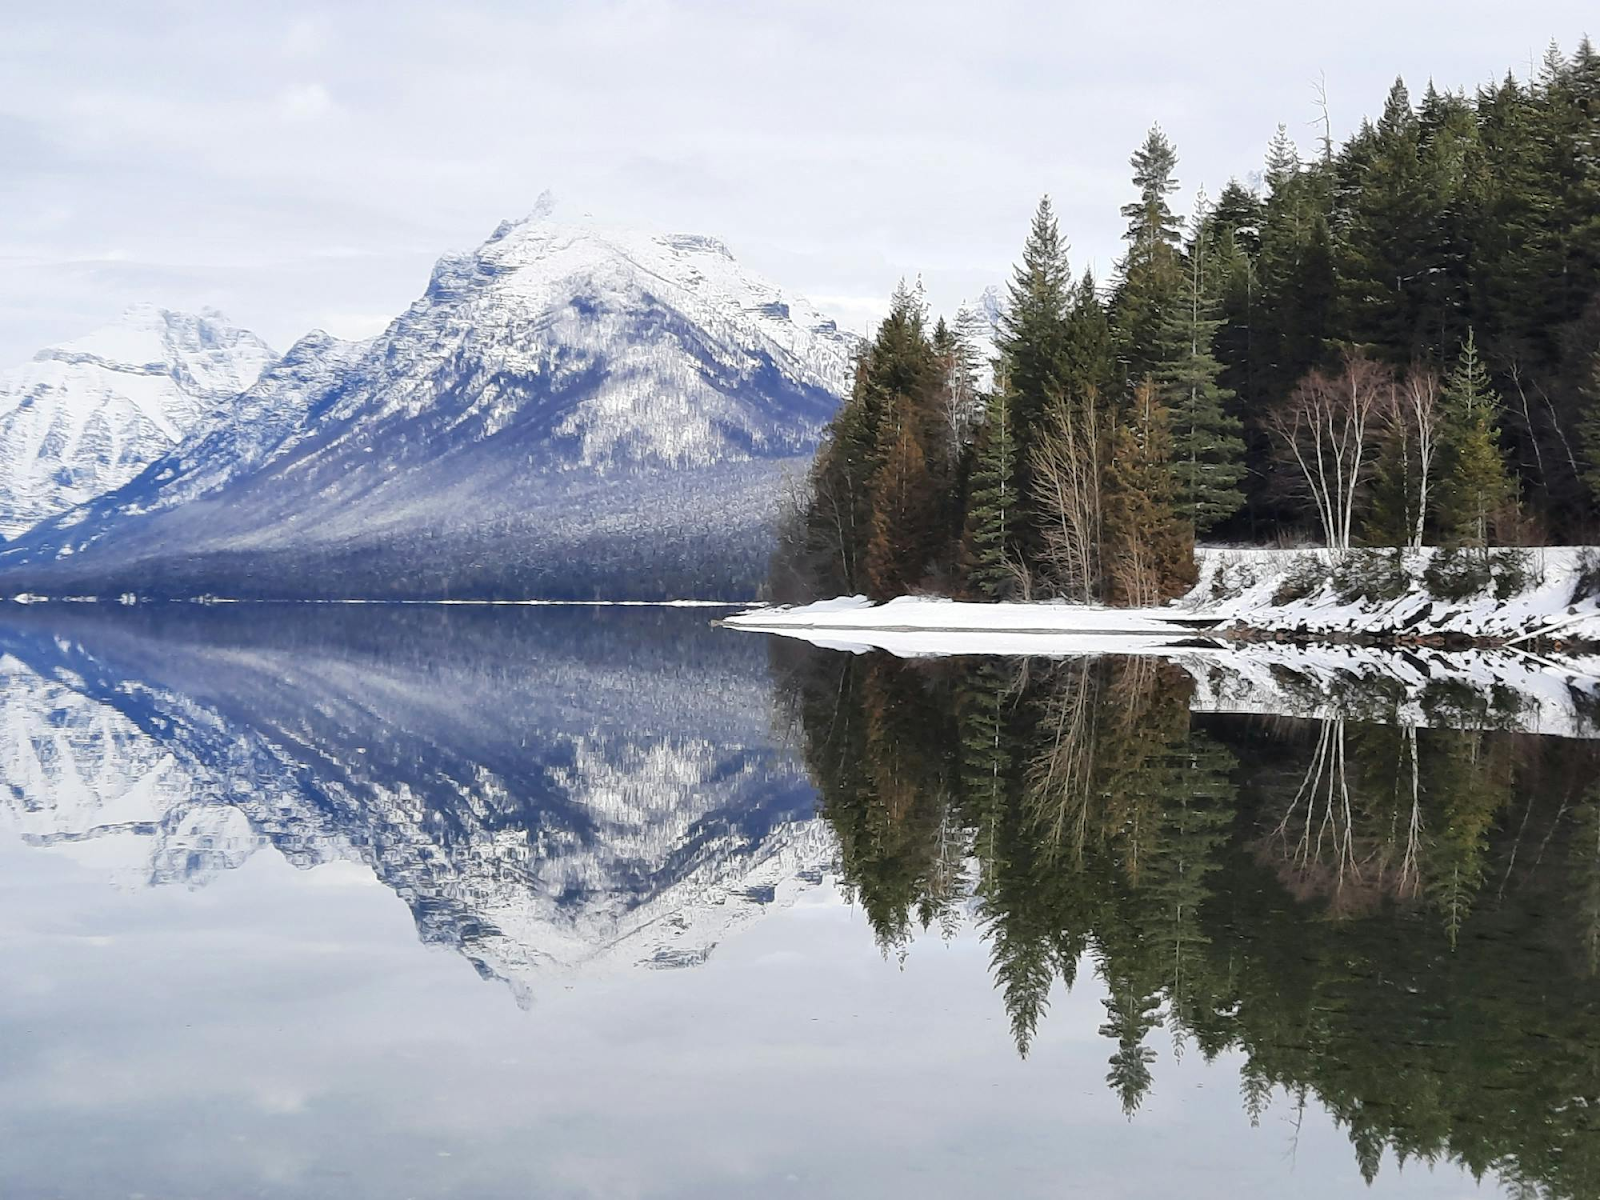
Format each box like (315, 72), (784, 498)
(776, 41), (1600, 603)
(774, 641), (1600, 1194)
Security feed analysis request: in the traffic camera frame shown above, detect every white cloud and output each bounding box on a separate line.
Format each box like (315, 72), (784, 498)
(276, 82), (334, 122)
(0, 0), (1594, 363)
(281, 15), (331, 58)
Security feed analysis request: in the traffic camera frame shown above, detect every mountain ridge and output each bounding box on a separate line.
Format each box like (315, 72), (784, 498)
(0, 305), (277, 538)
(0, 214), (857, 599)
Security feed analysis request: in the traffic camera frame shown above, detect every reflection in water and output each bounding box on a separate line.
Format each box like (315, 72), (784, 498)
(0, 605), (824, 998)
(776, 643), (1600, 1198)
(1, 606), (1597, 1197)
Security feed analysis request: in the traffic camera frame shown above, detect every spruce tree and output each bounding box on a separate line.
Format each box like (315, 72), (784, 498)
(1062, 271), (1116, 406)
(1115, 126), (1184, 383)
(1579, 344), (1600, 504)
(1000, 198), (1073, 560)
(1335, 79), (1443, 358)
(1101, 382), (1197, 605)
(1159, 195), (1246, 533)
(961, 379), (1019, 598)
(865, 394), (937, 598)
(1001, 198), (1072, 435)
(1437, 331), (1518, 547)
(1255, 127), (1336, 411)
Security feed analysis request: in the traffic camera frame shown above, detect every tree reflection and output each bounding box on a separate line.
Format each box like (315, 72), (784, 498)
(776, 642), (1600, 1197)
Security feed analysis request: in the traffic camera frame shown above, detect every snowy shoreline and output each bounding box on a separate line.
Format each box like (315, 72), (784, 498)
(724, 545), (1600, 652)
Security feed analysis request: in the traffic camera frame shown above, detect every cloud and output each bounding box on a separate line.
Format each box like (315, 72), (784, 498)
(2, 0), (1595, 364)
(282, 15), (331, 58)
(276, 82), (335, 122)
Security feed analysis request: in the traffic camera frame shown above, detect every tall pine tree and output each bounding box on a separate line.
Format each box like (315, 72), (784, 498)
(1101, 382), (1197, 605)
(1000, 198), (1073, 559)
(1437, 331), (1518, 546)
(961, 378), (1020, 598)
(1115, 126), (1185, 384)
(1159, 194), (1247, 533)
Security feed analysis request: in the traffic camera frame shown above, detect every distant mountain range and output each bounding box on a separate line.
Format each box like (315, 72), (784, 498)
(0, 207), (857, 599)
(0, 305), (277, 539)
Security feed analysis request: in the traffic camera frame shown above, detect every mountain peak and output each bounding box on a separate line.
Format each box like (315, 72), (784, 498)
(0, 213), (858, 599)
(0, 307), (279, 537)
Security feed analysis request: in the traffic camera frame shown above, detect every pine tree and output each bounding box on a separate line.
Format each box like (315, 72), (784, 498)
(787, 282), (942, 599)
(1578, 342), (1600, 504)
(1115, 126), (1184, 383)
(865, 394), (937, 598)
(1437, 331), (1518, 547)
(1000, 198), (1073, 562)
(1335, 78), (1444, 358)
(961, 379), (1019, 598)
(791, 352), (881, 596)
(1001, 197), (1072, 443)
(1159, 194), (1247, 533)
(1062, 271), (1116, 405)
(1101, 382), (1197, 605)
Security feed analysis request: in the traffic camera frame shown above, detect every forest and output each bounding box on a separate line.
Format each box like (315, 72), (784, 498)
(774, 41), (1600, 605)
(773, 640), (1600, 1197)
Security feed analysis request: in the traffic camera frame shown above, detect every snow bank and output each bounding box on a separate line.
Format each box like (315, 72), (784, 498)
(1183, 545), (1600, 641)
(728, 546), (1600, 647)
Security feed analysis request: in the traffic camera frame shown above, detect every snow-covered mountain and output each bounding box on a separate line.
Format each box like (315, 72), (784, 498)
(0, 605), (831, 997)
(0, 211), (856, 599)
(0, 306), (277, 539)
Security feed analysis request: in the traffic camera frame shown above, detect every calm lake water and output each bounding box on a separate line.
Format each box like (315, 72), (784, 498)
(0, 604), (1595, 1199)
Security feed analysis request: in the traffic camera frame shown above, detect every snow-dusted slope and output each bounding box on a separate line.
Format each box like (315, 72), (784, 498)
(0, 208), (856, 599)
(0, 306), (276, 538)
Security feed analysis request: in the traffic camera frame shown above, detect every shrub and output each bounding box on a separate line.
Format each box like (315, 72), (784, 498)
(1206, 554), (1258, 601)
(1571, 549), (1600, 605)
(1272, 554), (1328, 606)
(1331, 549), (1411, 604)
(1489, 548), (1538, 601)
(1424, 547), (1492, 601)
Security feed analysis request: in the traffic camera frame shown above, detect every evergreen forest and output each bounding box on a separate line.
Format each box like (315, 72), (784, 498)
(775, 42), (1600, 604)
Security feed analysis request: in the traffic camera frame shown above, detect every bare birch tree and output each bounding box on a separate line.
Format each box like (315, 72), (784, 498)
(1399, 368), (1441, 549)
(1266, 352), (1389, 551)
(1029, 387), (1102, 602)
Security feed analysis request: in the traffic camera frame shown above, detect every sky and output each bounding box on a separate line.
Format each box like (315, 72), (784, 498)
(3, 0), (1595, 364)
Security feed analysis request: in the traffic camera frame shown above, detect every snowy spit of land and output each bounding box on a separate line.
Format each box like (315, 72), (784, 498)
(723, 550), (1600, 739)
(725, 546), (1600, 653)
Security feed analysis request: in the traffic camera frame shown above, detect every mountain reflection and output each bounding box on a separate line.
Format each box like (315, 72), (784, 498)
(776, 642), (1600, 1199)
(0, 604), (823, 996)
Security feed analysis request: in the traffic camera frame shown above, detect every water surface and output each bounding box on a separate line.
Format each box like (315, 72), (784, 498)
(0, 605), (1594, 1198)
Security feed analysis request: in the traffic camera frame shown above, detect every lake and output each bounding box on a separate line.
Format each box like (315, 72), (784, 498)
(0, 603), (1595, 1199)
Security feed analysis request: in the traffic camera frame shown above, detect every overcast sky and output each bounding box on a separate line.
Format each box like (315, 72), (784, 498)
(3, 0), (1594, 363)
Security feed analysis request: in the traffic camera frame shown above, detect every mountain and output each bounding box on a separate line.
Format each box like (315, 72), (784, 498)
(0, 604), (831, 998)
(0, 305), (277, 539)
(0, 213), (856, 599)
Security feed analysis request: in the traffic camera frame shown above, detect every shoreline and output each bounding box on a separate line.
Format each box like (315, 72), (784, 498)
(724, 546), (1600, 654)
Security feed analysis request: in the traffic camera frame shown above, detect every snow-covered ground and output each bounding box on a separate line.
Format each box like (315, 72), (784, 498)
(727, 546), (1600, 648)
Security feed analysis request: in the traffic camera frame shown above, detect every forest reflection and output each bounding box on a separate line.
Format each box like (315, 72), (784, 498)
(775, 644), (1600, 1198)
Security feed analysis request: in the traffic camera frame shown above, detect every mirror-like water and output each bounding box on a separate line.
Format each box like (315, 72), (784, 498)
(0, 605), (1594, 1199)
